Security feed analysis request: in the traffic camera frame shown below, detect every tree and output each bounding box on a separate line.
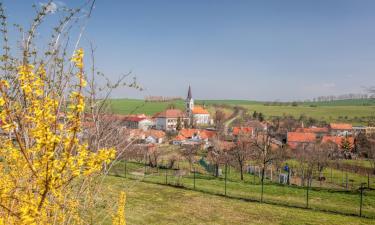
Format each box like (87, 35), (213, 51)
(176, 117), (182, 131)
(341, 136), (353, 158)
(208, 137), (232, 177)
(181, 144), (199, 172)
(214, 109), (226, 135)
(232, 131), (252, 180)
(251, 128), (278, 202)
(0, 2), (127, 223)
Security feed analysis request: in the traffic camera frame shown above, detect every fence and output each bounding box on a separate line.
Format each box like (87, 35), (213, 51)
(109, 160), (375, 219)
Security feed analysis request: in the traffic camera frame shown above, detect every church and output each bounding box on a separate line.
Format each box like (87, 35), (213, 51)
(185, 86), (211, 125)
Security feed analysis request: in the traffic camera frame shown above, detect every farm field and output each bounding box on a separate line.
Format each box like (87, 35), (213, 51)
(109, 98), (375, 125)
(100, 175), (375, 225)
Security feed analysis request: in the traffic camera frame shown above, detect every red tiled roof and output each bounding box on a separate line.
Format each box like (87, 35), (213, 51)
(295, 127), (329, 133)
(287, 132), (316, 143)
(128, 129), (165, 139)
(330, 123), (353, 130)
(233, 127), (253, 136)
(153, 109), (186, 118)
(122, 115), (148, 122)
(192, 106), (209, 114)
(173, 135), (186, 141)
(322, 136), (354, 149)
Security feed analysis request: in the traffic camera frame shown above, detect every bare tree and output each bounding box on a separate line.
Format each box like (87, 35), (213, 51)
(232, 132), (252, 180)
(251, 128), (278, 202)
(181, 144), (199, 172)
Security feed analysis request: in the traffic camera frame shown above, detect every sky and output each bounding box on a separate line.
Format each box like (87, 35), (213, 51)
(2, 0), (375, 101)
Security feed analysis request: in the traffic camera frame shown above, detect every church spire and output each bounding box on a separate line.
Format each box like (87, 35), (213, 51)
(187, 85), (192, 99)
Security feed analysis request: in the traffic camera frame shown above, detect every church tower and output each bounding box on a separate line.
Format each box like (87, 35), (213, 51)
(186, 85), (194, 116)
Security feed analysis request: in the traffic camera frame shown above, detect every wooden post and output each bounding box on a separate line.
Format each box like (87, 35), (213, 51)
(346, 172), (348, 190)
(165, 170), (168, 185)
(368, 173), (370, 189)
(193, 167), (196, 189)
(225, 163), (228, 196)
(306, 178), (310, 208)
(270, 167), (273, 182)
(360, 183), (365, 217)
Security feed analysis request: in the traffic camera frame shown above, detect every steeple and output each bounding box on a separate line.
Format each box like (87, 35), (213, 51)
(187, 85), (192, 99)
(185, 85), (194, 116)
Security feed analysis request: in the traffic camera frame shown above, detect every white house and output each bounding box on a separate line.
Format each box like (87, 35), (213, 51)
(153, 109), (189, 131)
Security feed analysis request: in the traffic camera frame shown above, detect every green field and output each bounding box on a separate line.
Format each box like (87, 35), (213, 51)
(100, 175), (375, 225)
(109, 98), (375, 125)
(109, 161), (375, 219)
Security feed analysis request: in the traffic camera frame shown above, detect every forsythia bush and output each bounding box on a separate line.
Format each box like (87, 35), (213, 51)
(0, 49), (124, 224)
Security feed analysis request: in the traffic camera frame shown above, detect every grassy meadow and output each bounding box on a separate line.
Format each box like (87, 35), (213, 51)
(109, 98), (375, 125)
(98, 171), (374, 225)
(100, 175), (375, 225)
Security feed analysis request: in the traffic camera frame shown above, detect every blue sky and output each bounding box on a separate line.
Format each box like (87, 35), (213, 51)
(2, 0), (375, 100)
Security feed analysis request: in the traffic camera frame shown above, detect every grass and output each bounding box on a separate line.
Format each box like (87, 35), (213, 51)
(100, 175), (375, 225)
(108, 99), (185, 115)
(109, 161), (375, 219)
(109, 98), (375, 125)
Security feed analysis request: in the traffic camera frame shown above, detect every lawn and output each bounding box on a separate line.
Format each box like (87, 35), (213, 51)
(109, 161), (375, 219)
(99, 176), (375, 225)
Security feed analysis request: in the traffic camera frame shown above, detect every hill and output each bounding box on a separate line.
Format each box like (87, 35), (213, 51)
(109, 98), (375, 125)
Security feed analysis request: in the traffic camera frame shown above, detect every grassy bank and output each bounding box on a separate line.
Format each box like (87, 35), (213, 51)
(100, 176), (375, 225)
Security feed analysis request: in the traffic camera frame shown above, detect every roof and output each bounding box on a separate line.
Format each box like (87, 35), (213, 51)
(122, 115), (148, 122)
(232, 127), (253, 136)
(295, 127), (329, 133)
(173, 134), (186, 141)
(287, 132), (316, 143)
(187, 85), (192, 99)
(330, 123), (353, 130)
(153, 109), (186, 118)
(192, 106), (209, 115)
(128, 129), (166, 139)
(322, 136), (354, 149)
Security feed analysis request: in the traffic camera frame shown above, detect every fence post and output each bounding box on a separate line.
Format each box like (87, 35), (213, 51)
(165, 170), (168, 185)
(225, 163), (228, 196)
(306, 177), (310, 209)
(368, 173), (370, 189)
(193, 167), (196, 190)
(346, 172), (348, 190)
(359, 183), (365, 217)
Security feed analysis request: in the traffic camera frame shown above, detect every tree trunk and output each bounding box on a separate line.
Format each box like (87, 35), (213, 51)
(261, 167), (265, 203)
(240, 162), (244, 181)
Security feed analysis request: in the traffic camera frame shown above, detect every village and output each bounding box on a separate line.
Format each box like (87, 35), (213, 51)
(84, 86), (375, 162)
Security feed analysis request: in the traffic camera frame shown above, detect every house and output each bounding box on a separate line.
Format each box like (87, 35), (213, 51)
(127, 129), (166, 144)
(153, 109), (189, 131)
(287, 132), (316, 149)
(121, 114), (154, 130)
(185, 86), (211, 125)
(295, 127), (329, 138)
(173, 128), (216, 147)
(329, 123), (353, 136)
(322, 135), (355, 151)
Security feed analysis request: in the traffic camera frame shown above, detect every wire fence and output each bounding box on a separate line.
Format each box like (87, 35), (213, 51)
(109, 160), (375, 219)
